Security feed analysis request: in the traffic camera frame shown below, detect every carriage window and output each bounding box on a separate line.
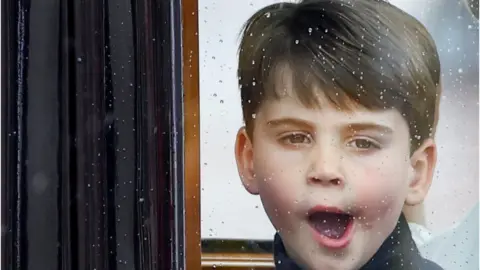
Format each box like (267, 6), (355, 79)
(198, 0), (478, 269)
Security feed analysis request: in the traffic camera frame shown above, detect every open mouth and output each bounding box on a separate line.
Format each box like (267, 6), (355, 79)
(307, 206), (354, 248)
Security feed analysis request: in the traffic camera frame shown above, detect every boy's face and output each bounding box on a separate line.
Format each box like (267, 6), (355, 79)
(235, 92), (436, 270)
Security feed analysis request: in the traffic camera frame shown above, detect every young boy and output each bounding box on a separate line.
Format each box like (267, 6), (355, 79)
(233, 0), (443, 269)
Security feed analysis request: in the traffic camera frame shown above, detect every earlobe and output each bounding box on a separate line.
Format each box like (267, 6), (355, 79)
(405, 139), (437, 206)
(234, 127), (259, 195)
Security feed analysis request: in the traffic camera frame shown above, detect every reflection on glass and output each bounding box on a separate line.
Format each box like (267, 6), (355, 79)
(420, 202), (479, 269)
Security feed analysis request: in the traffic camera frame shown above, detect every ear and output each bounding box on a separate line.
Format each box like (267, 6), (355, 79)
(234, 127), (259, 195)
(405, 138), (437, 206)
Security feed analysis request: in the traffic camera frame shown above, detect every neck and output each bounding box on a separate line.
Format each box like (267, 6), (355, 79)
(403, 203), (426, 226)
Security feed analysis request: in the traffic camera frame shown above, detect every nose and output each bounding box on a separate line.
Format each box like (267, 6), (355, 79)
(307, 144), (344, 188)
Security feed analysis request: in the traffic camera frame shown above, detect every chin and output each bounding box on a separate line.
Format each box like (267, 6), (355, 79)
(284, 229), (370, 270)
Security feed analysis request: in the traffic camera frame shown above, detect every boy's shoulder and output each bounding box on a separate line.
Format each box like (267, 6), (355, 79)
(372, 251), (443, 270)
(361, 214), (444, 270)
(418, 259), (444, 270)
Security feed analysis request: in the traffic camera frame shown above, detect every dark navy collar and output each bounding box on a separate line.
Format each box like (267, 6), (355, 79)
(273, 214), (443, 270)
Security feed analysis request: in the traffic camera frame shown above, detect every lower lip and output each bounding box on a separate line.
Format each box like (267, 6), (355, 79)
(310, 219), (355, 249)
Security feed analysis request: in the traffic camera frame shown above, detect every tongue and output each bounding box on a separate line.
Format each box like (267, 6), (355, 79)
(310, 213), (351, 239)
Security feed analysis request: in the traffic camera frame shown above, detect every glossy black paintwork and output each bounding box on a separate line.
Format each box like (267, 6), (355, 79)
(1, 0), (185, 269)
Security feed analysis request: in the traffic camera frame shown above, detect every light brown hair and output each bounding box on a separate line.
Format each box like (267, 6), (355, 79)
(237, 0), (441, 150)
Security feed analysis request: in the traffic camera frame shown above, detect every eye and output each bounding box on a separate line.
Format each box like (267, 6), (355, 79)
(280, 133), (312, 145)
(348, 138), (380, 150)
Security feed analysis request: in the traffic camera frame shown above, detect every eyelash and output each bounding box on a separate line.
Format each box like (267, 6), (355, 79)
(279, 133), (381, 150)
(280, 133), (312, 145)
(346, 138), (381, 150)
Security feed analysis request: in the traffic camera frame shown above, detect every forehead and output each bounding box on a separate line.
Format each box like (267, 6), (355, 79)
(261, 66), (406, 127)
(265, 62), (370, 113)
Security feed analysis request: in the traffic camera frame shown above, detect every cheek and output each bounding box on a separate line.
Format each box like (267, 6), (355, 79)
(256, 174), (299, 232)
(253, 145), (305, 205)
(352, 163), (409, 219)
(253, 158), (301, 232)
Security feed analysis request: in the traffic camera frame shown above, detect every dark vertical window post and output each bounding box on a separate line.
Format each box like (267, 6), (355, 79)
(1, 0), (185, 269)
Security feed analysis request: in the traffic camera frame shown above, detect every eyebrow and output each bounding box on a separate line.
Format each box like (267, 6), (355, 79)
(266, 118), (314, 129)
(344, 123), (394, 135)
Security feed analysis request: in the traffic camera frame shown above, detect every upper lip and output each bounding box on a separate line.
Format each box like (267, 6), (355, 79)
(306, 205), (350, 217)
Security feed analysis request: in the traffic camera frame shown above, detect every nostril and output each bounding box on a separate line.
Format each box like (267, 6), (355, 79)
(331, 179), (341, 185)
(309, 177), (342, 186)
